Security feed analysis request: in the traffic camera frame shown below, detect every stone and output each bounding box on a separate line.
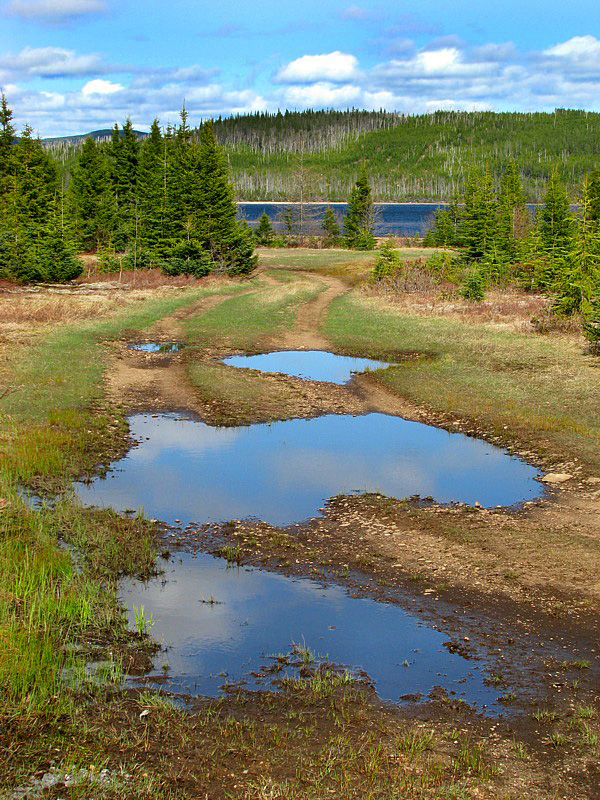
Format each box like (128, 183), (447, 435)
(541, 473), (573, 484)
(585, 477), (600, 485)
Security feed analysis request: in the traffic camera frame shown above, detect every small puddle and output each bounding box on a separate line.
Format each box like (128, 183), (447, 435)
(223, 350), (395, 384)
(76, 412), (542, 526)
(122, 551), (502, 710)
(128, 342), (184, 353)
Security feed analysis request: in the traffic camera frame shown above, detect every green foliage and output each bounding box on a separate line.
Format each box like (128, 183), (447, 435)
(371, 238), (402, 281)
(461, 268), (486, 301)
(583, 297), (600, 351)
(322, 206), (341, 246)
(68, 136), (115, 252)
(255, 211), (275, 245)
(160, 239), (214, 277)
(344, 164), (375, 250)
(0, 96), (81, 283)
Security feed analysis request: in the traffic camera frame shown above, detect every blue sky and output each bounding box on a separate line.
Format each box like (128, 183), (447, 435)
(2, 0), (600, 136)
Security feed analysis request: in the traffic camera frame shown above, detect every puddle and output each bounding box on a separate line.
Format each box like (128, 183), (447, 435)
(122, 551), (502, 710)
(223, 350), (394, 384)
(76, 412), (542, 526)
(128, 342), (184, 353)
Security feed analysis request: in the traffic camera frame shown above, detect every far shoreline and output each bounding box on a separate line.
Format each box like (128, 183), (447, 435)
(236, 201), (447, 206)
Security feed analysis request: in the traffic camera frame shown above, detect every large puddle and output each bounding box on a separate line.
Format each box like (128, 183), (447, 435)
(223, 350), (395, 384)
(122, 551), (502, 710)
(76, 412), (542, 526)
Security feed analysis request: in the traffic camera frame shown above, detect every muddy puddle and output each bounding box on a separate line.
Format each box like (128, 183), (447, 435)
(223, 349), (394, 384)
(76, 411), (545, 712)
(76, 412), (541, 526)
(122, 550), (503, 710)
(128, 342), (184, 353)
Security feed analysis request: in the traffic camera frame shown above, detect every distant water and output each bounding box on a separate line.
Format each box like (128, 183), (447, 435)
(237, 203), (447, 237)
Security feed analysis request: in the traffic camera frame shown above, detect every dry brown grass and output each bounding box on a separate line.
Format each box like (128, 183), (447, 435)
(0, 296), (117, 324)
(74, 267), (223, 289)
(363, 285), (552, 330)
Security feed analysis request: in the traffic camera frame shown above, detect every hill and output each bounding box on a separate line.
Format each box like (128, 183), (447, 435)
(43, 109), (600, 201)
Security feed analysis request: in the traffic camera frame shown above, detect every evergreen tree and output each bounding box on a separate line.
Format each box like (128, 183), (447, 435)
(195, 119), (256, 274)
(497, 160), (528, 260)
(322, 206), (341, 246)
(538, 170), (573, 272)
(588, 168), (600, 222)
(460, 168), (498, 260)
(553, 177), (600, 315)
(371, 238), (402, 281)
(0, 94), (17, 277)
(109, 119), (140, 248)
(344, 164), (375, 250)
(137, 119), (165, 251)
(255, 212), (275, 245)
(68, 137), (115, 251)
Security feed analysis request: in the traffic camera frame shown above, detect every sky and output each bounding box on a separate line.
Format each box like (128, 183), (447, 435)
(2, 0), (600, 137)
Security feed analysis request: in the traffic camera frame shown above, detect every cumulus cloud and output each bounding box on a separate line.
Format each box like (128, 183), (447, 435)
(0, 46), (107, 78)
(6, 0), (106, 21)
(275, 51), (359, 84)
(81, 78), (122, 97)
(8, 34), (600, 137)
(544, 35), (600, 61)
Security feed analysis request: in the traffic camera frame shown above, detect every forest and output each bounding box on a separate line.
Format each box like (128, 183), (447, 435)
(43, 108), (600, 202)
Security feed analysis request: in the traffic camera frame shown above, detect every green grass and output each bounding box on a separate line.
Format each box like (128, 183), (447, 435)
(182, 273), (324, 350)
(324, 293), (600, 471)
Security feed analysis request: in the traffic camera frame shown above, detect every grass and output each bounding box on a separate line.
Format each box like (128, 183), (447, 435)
(256, 246), (446, 285)
(182, 271), (324, 351)
(323, 292), (600, 471)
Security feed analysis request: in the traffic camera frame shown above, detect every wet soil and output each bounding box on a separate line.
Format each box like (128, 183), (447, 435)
(96, 268), (599, 797)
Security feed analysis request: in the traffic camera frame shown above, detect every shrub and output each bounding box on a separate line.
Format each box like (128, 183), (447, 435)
(461, 268), (486, 301)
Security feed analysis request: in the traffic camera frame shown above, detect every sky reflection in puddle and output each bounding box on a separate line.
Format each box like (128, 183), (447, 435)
(76, 412), (542, 527)
(122, 551), (502, 710)
(223, 350), (395, 384)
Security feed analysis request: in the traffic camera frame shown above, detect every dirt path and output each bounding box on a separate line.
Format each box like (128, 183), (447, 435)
(277, 273), (349, 350)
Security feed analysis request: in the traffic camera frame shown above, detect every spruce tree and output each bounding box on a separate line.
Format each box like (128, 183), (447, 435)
(195, 119), (256, 274)
(553, 177), (600, 315)
(137, 119), (165, 251)
(68, 137), (115, 251)
(109, 119), (139, 248)
(0, 94), (17, 277)
(588, 168), (600, 222)
(539, 170), (573, 269)
(255, 211), (275, 245)
(344, 164), (375, 250)
(322, 206), (341, 246)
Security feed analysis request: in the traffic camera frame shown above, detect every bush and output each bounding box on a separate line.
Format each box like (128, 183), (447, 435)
(461, 268), (486, 301)
(160, 239), (214, 277)
(371, 239), (402, 281)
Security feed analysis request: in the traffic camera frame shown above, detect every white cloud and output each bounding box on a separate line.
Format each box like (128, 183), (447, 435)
(544, 35), (600, 62)
(0, 46), (106, 77)
(7, 0), (105, 20)
(281, 82), (363, 108)
(8, 34), (600, 138)
(276, 51), (359, 84)
(81, 78), (122, 97)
